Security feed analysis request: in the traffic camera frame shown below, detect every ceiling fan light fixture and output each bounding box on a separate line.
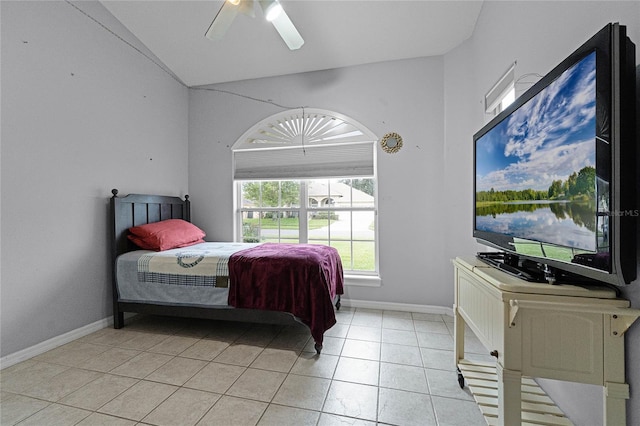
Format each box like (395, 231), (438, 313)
(227, 0), (241, 5)
(260, 0), (283, 22)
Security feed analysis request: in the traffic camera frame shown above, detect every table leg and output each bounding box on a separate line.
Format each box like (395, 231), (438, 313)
(603, 382), (628, 425)
(496, 363), (522, 425)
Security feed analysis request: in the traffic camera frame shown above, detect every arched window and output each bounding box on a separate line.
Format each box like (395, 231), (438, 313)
(232, 109), (379, 284)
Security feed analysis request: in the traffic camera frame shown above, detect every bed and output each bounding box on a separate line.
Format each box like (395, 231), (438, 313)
(110, 189), (343, 353)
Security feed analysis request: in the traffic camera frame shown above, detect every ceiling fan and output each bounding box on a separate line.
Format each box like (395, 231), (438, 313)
(205, 0), (304, 50)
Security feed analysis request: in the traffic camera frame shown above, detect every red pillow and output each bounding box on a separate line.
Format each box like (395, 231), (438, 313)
(128, 219), (206, 251)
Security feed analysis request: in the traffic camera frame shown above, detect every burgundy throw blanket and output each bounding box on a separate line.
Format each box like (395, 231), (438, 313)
(228, 243), (344, 345)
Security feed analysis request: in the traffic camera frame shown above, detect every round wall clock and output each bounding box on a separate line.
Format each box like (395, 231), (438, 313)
(380, 132), (403, 153)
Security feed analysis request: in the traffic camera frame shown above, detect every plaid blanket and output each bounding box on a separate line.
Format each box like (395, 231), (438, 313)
(137, 242), (258, 287)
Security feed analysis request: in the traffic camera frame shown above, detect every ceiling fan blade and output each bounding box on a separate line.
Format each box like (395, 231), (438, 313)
(205, 1), (239, 40)
(237, 0), (256, 18)
(271, 9), (304, 50)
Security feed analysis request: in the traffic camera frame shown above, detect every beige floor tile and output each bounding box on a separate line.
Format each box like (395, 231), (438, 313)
(147, 335), (200, 355)
(214, 343), (263, 366)
(0, 311), (490, 426)
(416, 331), (454, 350)
(33, 342), (110, 366)
(378, 387), (436, 426)
(226, 368), (286, 402)
(179, 339), (229, 361)
(145, 356), (207, 386)
(81, 328), (139, 347)
(334, 307), (355, 324)
(22, 368), (101, 402)
(379, 362), (429, 393)
(98, 380), (177, 421)
(381, 329), (419, 346)
(250, 347), (299, 372)
(333, 357), (379, 386)
(268, 329), (310, 351)
(382, 316), (415, 331)
(17, 403), (91, 426)
(110, 351), (173, 379)
(204, 322), (251, 342)
(174, 320), (221, 339)
(323, 323), (349, 338)
(272, 374), (330, 411)
(76, 347), (141, 372)
(323, 381), (378, 421)
(431, 395), (486, 426)
(317, 413), (377, 425)
(184, 362), (246, 394)
(346, 325), (382, 342)
(142, 387), (220, 426)
(59, 374), (138, 410)
(117, 330), (171, 351)
(290, 352), (338, 379)
(76, 412), (137, 425)
(0, 393), (49, 425)
(125, 315), (188, 335)
(257, 404), (320, 425)
(420, 347), (455, 370)
(351, 309), (383, 327)
(0, 359), (38, 376)
(302, 336), (345, 356)
(0, 361), (69, 393)
(383, 310), (413, 319)
(411, 312), (445, 322)
(425, 368), (474, 401)
(381, 342), (423, 367)
(341, 339), (380, 361)
(196, 395), (267, 426)
(414, 320), (450, 334)
(236, 324), (282, 346)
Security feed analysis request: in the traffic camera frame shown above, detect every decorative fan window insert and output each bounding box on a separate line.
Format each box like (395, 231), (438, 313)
(233, 109), (379, 280)
(233, 109), (376, 180)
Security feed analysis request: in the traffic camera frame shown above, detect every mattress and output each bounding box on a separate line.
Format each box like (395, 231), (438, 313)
(116, 242), (256, 307)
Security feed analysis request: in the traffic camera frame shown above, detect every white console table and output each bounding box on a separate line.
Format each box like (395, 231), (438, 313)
(453, 257), (639, 426)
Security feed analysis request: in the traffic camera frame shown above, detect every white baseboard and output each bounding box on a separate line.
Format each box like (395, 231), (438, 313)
(340, 298), (453, 317)
(0, 316), (113, 370)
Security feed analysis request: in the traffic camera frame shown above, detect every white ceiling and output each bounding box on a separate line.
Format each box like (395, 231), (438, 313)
(100, 0), (484, 87)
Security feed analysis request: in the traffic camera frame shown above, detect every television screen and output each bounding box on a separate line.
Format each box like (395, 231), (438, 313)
(475, 52), (601, 256)
(473, 23), (636, 285)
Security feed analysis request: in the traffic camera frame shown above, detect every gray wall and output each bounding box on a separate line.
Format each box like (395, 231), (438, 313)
(188, 57), (449, 306)
(3, 2), (640, 423)
(0, 1), (189, 358)
(443, 2), (640, 424)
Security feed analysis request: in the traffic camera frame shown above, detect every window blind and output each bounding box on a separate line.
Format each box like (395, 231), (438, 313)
(485, 62), (516, 113)
(233, 141), (375, 180)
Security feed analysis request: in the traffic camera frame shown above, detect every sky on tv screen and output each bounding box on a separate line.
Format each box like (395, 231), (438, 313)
(476, 52), (596, 193)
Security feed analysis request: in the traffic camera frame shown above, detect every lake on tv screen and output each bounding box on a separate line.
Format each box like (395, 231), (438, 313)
(475, 52), (597, 252)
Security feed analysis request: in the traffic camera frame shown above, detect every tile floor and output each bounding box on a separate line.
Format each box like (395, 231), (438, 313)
(1, 308), (490, 425)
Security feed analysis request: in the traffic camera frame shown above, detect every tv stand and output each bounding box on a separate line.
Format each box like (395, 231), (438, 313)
(453, 256), (640, 425)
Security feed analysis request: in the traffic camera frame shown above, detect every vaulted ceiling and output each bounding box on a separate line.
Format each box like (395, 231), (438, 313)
(100, 1), (484, 87)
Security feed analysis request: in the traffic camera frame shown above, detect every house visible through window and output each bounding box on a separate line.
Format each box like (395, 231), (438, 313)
(232, 109), (379, 282)
(239, 178), (376, 272)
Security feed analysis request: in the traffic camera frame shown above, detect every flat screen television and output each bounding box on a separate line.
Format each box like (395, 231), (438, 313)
(473, 23), (637, 286)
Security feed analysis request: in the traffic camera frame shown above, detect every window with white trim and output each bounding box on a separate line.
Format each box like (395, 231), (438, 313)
(485, 62), (516, 115)
(232, 109), (379, 277)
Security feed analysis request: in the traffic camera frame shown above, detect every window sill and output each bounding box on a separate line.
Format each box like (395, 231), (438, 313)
(344, 274), (381, 287)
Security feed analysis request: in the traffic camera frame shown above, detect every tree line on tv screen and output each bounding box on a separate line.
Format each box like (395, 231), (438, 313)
(476, 166), (596, 204)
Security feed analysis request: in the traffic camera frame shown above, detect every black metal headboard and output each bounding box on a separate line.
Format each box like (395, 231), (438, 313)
(110, 188), (191, 263)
